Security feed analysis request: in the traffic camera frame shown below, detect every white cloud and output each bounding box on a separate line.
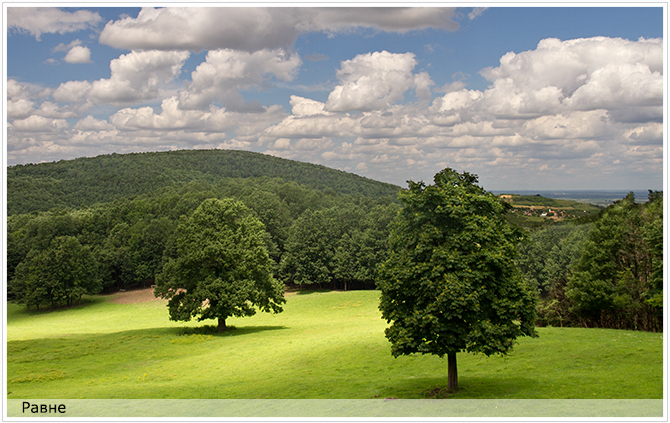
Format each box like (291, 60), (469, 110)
(7, 7), (102, 40)
(302, 7), (459, 33)
(522, 110), (614, 141)
(257, 36), (663, 188)
(89, 50), (190, 106)
(52, 80), (93, 103)
(325, 51), (432, 112)
(7, 99), (35, 120)
(64, 46), (92, 64)
(468, 7), (488, 20)
(436, 89), (483, 112)
(73, 116), (115, 131)
(478, 36), (663, 119)
(622, 123), (663, 146)
(7, 79), (44, 100)
(109, 96), (286, 134)
(35, 101), (80, 119)
(565, 62), (663, 111)
(98, 7), (459, 52)
(99, 7), (302, 52)
(289, 96), (331, 117)
(265, 111), (356, 139)
(53, 39), (82, 52)
(178, 49), (301, 110)
(11, 115), (69, 132)
(272, 138), (292, 150)
(49, 50), (190, 106)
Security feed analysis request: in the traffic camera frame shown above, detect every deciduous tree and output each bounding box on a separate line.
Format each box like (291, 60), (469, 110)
(155, 198), (285, 331)
(11, 236), (101, 309)
(377, 168), (537, 392)
(566, 191), (663, 331)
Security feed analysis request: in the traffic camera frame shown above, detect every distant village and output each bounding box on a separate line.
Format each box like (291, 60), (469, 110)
(499, 194), (593, 221)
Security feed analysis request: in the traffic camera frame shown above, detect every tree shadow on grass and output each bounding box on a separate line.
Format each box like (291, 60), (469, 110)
(8, 324), (289, 365)
(389, 375), (541, 399)
(175, 324), (288, 337)
(296, 289), (335, 296)
(7, 296), (108, 322)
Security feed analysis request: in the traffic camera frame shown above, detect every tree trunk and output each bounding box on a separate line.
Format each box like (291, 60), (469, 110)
(217, 318), (227, 332)
(447, 353), (458, 392)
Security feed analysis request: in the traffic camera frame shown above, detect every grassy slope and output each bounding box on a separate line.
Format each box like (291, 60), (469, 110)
(7, 291), (662, 399)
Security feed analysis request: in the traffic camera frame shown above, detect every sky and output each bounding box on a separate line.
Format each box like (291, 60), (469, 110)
(4, 4), (666, 190)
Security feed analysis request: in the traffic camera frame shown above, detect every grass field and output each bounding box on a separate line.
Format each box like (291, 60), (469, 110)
(6, 289), (663, 400)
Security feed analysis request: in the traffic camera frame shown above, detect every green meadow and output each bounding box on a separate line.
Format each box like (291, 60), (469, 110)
(7, 290), (663, 400)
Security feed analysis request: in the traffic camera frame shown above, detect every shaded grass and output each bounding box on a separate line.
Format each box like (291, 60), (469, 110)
(7, 290), (663, 399)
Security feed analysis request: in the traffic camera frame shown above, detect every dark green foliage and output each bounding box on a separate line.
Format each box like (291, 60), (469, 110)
(280, 202), (399, 290)
(11, 236), (101, 309)
(7, 172), (398, 307)
(517, 224), (591, 296)
(154, 198), (285, 330)
(516, 224), (591, 327)
(565, 192), (663, 331)
(378, 169), (537, 390)
(514, 191), (663, 332)
(7, 149), (400, 215)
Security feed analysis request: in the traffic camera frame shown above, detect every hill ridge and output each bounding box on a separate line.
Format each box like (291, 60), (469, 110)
(7, 149), (402, 215)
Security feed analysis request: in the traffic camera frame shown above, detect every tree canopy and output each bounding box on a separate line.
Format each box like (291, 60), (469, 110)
(7, 149), (400, 215)
(377, 168), (537, 391)
(154, 198), (285, 331)
(565, 191), (663, 331)
(11, 236), (101, 309)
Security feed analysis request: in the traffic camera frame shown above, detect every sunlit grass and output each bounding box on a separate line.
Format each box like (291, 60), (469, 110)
(6, 290), (663, 399)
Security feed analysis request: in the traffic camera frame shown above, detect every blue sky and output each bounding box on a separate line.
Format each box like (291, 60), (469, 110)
(5, 5), (665, 190)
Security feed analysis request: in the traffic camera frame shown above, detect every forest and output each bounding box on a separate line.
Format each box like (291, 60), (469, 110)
(6, 150), (664, 332)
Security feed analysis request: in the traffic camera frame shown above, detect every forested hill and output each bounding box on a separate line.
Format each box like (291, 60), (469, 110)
(7, 149), (402, 215)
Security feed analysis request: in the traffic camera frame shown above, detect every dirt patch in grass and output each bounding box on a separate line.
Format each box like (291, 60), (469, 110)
(107, 287), (295, 304)
(108, 288), (165, 304)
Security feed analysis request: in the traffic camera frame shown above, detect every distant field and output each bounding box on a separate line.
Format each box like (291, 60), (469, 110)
(493, 190), (654, 207)
(7, 290), (663, 400)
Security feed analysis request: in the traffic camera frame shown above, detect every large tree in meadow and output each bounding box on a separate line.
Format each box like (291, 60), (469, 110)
(377, 168), (537, 392)
(155, 198), (285, 331)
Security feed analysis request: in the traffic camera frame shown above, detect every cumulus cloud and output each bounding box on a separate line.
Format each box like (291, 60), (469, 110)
(11, 115), (69, 132)
(477, 36), (663, 119)
(73, 116), (116, 131)
(99, 7), (458, 52)
(35, 101), (81, 119)
(178, 49), (301, 110)
(289, 96), (332, 117)
(7, 98), (35, 120)
(49, 50), (190, 106)
(325, 51), (433, 112)
(89, 50), (190, 105)
(52, 80), (93, 103)
(64, 45), (92, 64)
(7, 7), (102, 40)
(110, 96), (286, 134)
(258, 36), (663, 187)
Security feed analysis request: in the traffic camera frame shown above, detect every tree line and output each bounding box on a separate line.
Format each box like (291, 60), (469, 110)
(7, 177), (400, 309)
(517, 191), (663, 332)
